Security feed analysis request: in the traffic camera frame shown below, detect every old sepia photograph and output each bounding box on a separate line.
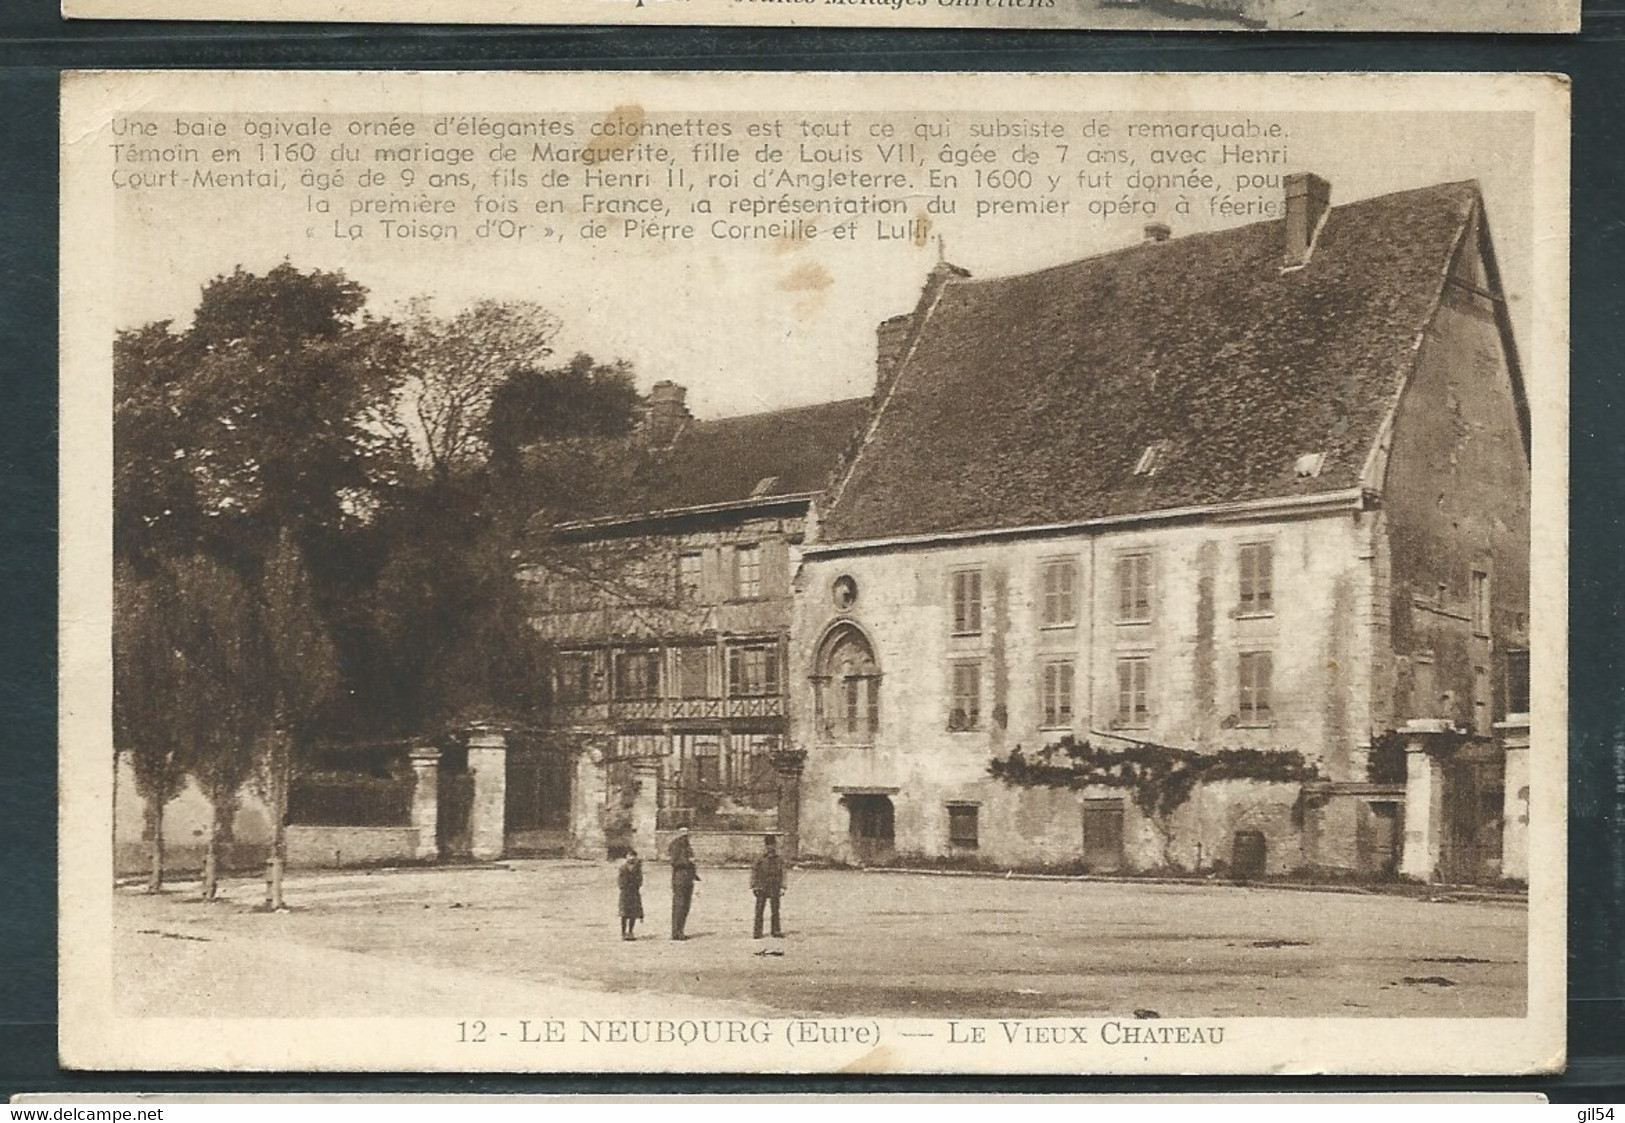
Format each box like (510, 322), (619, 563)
(56, 0), (1584, 33)
(60, 70), (1568, 1074)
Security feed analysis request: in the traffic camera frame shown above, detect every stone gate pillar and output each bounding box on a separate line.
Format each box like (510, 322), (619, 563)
(572, 737), (609, 859)
(408, 745), (442, 861)
(466, 726), (508, 861)
(772, 747), (807, 861)
(630, 755), (662, 860)
(1496, 715), (1531, 882)
(1399, 719), (1452, 882)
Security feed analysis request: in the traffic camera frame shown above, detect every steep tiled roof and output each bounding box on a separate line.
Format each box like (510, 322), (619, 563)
(560, 396), (873, 524)
(822, 182), (1484, 544)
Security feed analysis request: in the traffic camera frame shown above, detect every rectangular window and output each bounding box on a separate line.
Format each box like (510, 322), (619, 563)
(1041, 661), (1075, 728)
(733, 545), (762, 600)
(1239, 542), (1274, 614)
(728, 644), (781, 697)
(951, 569), (983, 635)
(676, 647), (710, 699)
(1471, 569), (1491, 635)
(1506, 649), (1530, 715)
(947, 804), (980, 849)
(1116, 554), (1153, 623)
(1238, 651), (1273, 725)
(1116, 657), (1150, 726)
(676, 552), (703, 603)
(555, 653), (594, 703)
(691, 736), (721, 789)
(1041, 559), (1077, 627)
(844, 677), (862, 735)
(950, 662), (981, 730)
(613, 649), (661, 700)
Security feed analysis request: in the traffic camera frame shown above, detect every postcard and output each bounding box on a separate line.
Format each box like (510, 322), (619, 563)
(60, 69), (1568, 1074)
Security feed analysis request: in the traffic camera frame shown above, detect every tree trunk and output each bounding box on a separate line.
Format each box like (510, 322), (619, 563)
(202, 816), (219, 900)
(264, 728), (290, 911)
(146, 800), (165, 894)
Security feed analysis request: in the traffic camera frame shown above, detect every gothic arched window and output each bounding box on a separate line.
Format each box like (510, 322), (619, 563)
(813, 623), (880, 743)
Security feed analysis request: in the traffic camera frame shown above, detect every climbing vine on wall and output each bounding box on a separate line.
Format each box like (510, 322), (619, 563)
(989, 736), (1321, 866)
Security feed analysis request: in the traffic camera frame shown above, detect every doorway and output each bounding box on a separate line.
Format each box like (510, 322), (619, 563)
(845, 794), (895, 864)
(1082, 798), (1126, 872)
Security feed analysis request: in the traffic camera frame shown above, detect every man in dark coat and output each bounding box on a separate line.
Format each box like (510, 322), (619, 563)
(668, 827), (699, 940)
(750, 833), (786, 939)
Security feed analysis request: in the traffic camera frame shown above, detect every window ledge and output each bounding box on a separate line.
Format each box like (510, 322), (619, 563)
(1040, 622), (1077, 631)
(1235, 611), (1276, 621)
(1115, 618), (1152, 627)
(1235, 721), (1275, 730)
(1038, 723), (1073, 732)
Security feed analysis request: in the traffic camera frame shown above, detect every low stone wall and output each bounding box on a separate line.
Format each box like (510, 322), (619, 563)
(286, 825), (421, 868)
(115, 840), (268, 878)
(653, 829), (769, 866)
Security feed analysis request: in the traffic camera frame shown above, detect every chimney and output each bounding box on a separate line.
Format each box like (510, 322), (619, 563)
(1144, 222), (1171, 244)
(872, 259), (970, 399)
(645, 380), (690, 448)
(1283, 172), (1332, 268)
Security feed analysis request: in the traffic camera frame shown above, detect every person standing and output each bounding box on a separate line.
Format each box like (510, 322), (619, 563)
(751, 833), (786, 939)
(668, 827), (699, 940)
(617, 850), (644, 941)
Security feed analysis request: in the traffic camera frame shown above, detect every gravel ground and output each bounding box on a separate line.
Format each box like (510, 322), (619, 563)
(116, 860), (1526, 1020)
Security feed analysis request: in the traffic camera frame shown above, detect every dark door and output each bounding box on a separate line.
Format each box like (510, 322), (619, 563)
(1440, 751), (1504, 884)
(846, 795), (895, 864)
(1082, 798), (1125, 871)
(1231, 830), (1267, 880)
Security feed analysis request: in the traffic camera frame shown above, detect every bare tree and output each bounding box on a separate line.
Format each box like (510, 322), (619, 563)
(391, 299), (562, 483)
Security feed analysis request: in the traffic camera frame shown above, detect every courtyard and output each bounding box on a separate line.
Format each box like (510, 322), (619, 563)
(115, 861), (1526, 1020)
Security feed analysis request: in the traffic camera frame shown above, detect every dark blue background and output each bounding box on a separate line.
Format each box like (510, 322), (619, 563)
(2, 6), (1621, 1096)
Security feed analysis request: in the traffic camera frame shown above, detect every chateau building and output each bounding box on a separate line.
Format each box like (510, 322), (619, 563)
(790, 175), (1532, 882)
(517, 384), (872, 861)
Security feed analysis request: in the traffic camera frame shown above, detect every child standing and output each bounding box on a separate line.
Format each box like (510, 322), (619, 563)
(618, 850), (644, 940)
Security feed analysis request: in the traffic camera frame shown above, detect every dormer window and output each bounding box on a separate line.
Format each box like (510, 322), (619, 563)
(1294, 451), (1326, 478)
(749, 475), (779, 497)
(1133, 442), (1167, 477)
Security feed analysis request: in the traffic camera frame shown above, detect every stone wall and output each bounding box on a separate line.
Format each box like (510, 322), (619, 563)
(114, 750), (274, 876)
(286, 825), (422, 868)
(653, 829), (770, 866)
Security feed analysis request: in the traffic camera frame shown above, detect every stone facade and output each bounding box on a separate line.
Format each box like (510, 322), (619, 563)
(793, 506), (1380, 873)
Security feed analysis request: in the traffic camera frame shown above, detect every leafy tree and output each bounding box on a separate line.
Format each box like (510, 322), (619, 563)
(114, 263), (391, 899)
(169, 556), (264, 900)
(336, 350), (639, 737)
(991, 735), (1320, 868)
(487, 352), (639, 477)
(112, 561), (191, 892)
(254, 531), (343, 910)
